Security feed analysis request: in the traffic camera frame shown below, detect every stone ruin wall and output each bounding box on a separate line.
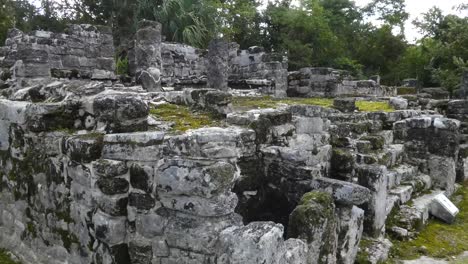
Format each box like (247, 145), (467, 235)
(160, 42), (208, 87)
(287, 67), (397, 98)
(0, 75), (466, 263)
(228, 44), (288, 97)
(0, 25), (116, 81)
(0, 22), (467, 264)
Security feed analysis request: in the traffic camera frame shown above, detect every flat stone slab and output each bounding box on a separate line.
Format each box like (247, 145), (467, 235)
(390, 185), (413, 204)
(309, 177), (371, 206)
(429, 193), (459, 223)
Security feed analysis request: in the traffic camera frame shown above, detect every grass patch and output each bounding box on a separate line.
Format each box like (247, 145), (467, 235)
(150, 104), (219, 132)
(0, 249), (20, 264)
(356, 101), (394, 112)
(232, 96), (393, 112)
(232, 96), (333, 110)
(389, 182), (468, 260)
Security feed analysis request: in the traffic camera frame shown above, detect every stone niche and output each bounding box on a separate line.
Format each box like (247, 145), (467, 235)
(0, 24), (116, 80)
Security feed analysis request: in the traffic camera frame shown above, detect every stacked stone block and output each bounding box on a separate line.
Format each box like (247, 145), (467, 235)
(1, 25), (115, 80)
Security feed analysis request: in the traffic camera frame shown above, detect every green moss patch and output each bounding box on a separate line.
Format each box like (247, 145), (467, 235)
(356, 101), (394, 112)
(232, 96), (394, 112)
(150, 104), (220, 132)
(232, 96), (334, 110)
(0, 249), (20, 264)
(389, 182), (468, 260)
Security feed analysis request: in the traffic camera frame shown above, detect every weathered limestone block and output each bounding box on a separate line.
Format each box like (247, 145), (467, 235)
(330, 148), (354, 181)
(135, 20), (163, 92)
(93, 93), (149, 133)
(183, 89), (233, 116)
(357, 165), (388, 238)
(25, 102), (80, 132)
(159, 191), (238, 217)
(164, 213), (241, 256)
(309, 177), (371, 206)
(156, 159), (238, 198)
(207, 39), (229, 91)
(102, 132), (165, 161)
(128, 237), (153, 264)
(457, 144), (468, 182)
(217, 222), (289, 264)
(279, 239), (309, 264)
(287, 191), (338, 264)
(164, 127), (256, 159)
(336, 206), (364, 264)
(333, 98), (356, 113)
(429, 193), (459, 223)
(389, 97), (408, 110)
(427, 155), (456, 195)
(93, 210), (127, 246)
(64, 134), (104, 163)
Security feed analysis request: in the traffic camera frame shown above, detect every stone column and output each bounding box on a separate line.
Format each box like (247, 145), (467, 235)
(462, 69), (468, 99)
(207, 39), (229, 91)
(135, 20), (162, 92)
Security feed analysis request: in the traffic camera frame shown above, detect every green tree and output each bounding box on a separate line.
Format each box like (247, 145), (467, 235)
(0, 0), (15, 44)
(363, 0), (409, 33)
(212, 0), (263, 48)
(136, 0), (217, 48)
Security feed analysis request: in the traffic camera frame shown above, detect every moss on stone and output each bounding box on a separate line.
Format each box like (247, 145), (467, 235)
(356, 238), (373, 264)
(301, 191), (333, 208)
(0, 249), (21, 264)
(288, 191), (335, 240)
(26, 222), (37, 238)
(232, 96), (334, 110)
(54, 228), (80, 252)
(361, 135), (385, 150)
(389, 182), (468, 260)
(356, 101), (394, 112)
(150, 104), (220, 132)
(397, 87), (417, 95)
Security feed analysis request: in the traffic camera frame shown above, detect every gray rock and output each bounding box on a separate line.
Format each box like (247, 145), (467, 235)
(217, 222), (287, 264)
(334, 98), (356, 113)
(287, 191), (337, 264)
(207, 39), (229, 91)
(309, 177), (371, 206)
(389, 97), (408, 110)
(357, 165), (388, 238)
(337, 206), (364, 264)
(429, 193), (459, 223)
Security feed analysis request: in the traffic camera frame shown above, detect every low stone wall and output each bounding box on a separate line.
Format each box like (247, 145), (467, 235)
(160, 42), (207, 87)
(0, 82), (463, 263)
(0, 25), (115, 80)
(228, 44), (288, 97)
(287, 67), (397, 97)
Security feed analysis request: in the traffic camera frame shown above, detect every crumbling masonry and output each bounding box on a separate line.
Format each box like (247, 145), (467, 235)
(0, 23), (466, 264)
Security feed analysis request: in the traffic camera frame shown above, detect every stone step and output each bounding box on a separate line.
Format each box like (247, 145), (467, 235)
(401, 174), (432, 194)
(386, 194), (401, 216)
(379, 144), (404, 168)
(357, 238), (393, 264)
(387, 164), (419, 189)
(378, 130), (394, 145)
(389, 185), (413, 204)
(390, 191), (444, 232)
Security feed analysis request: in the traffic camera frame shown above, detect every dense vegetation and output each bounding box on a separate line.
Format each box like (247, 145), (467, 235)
(0, 0), (467, 91)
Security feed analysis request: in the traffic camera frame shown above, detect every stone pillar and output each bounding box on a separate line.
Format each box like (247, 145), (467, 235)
(135, 20), (162, 92)
(287, 191), (338, 264)
(357, 165), (388, 238)
(462, 70), (468, 99)
(207, 39), (229, 91)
